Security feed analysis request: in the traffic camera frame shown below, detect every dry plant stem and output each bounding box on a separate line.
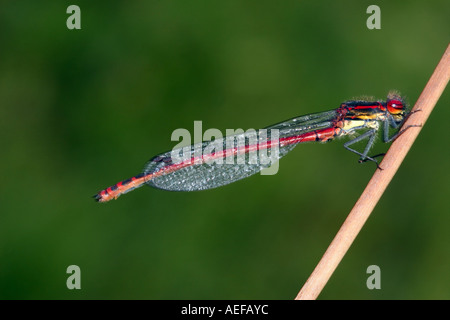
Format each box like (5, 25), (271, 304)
(296, 44), (450, 300)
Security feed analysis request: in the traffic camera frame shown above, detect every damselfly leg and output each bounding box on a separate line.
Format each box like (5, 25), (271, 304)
(343, 128), (382, 169)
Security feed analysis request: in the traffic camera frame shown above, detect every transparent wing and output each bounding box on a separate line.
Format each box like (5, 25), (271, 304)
(143, 110), (338, 191)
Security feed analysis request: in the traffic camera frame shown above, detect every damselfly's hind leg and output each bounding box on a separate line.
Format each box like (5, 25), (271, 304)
(343, 129), (382, 169)
(358, 153), (386, 170)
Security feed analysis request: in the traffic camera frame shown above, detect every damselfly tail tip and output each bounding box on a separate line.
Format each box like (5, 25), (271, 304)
(93, 192), (108, 203)
(93, 193), (101, 202)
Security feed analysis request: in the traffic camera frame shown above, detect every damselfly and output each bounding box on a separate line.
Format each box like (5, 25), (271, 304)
(94, 91), (416, 202)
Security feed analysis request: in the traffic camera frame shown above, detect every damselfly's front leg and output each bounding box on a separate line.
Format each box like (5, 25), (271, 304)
(383, 110), (422, 143)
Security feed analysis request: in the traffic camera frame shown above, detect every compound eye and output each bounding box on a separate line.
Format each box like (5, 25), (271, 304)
(387, 99), (404, 113)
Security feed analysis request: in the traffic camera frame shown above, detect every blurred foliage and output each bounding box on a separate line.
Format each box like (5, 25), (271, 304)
(0, 1), (449, 299)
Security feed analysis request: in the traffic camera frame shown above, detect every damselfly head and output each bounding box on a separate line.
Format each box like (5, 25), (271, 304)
(386, 98), (405, 114)
(386, 91), (407, 117)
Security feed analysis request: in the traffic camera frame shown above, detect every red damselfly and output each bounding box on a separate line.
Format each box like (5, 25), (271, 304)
(94, 91), (416, 202)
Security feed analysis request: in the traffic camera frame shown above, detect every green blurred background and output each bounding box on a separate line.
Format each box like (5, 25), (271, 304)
(0, 1), (449, 299)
